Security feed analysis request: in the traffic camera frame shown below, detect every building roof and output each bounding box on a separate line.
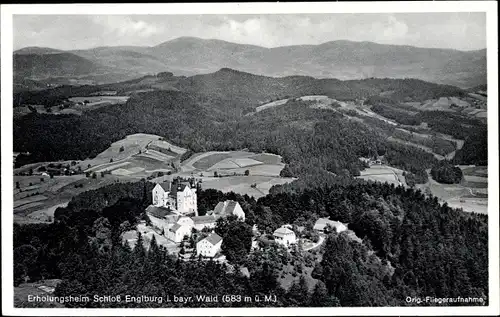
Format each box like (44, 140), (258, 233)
(273, 226), (295, 237)
(192, 215), (216, 224)
(202, 233), (223, 246)
(145, 205), (173, 219)
(158, 182), (171, 192)
(213, 200), (240, 217)
(169, 223), (182, 232)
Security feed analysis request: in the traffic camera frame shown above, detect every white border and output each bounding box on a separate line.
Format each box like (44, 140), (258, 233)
(1, 2), (498, 316)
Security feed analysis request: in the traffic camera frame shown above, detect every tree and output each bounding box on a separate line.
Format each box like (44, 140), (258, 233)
(16, 182), (20, 189)
(287, 275), (310, 306)
(119, 146), (125, 152)
(109, 158), (114, 163)
(220, 220), (253, 264)
(40, 178), (45, 182)
(101, 171), (105, 178)
(214, 171), (218, 178)
(309, 280), (341, 307)
(244, 170), (250, 176)
(92, 172), (97, 179)
(91, 217), (112, 253)
(119, 221), (132, 233)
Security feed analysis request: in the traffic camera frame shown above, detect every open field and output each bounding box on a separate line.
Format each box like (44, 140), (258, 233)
(405, 96), (487, 119)
(13, 173), (135, 224)
(183, 151), (281, 175)
(80, 133), (185, 178)
(254, 99), (289, 113)
(415, 166), (488, 214)
(198, 175), (295, 198)
(14, 96), (130, 118)
(357, 165), (406, 187)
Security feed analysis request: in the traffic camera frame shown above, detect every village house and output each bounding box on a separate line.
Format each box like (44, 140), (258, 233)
(196, 233), (223, 258)
(208, 200), (245, 221)
(273, 225), (297, 247)
(313, 218), (348, 233)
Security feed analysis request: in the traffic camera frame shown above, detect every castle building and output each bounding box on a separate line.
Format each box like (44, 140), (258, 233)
(152, 178), (199, 216)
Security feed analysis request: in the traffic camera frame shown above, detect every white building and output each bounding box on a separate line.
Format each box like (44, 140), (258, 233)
(167, 217), (194, 243)
(152, 178), (199, 216)
(273, 225), (297, 247)
(208, 200), (245, 221)
(196, 233), (223, 258)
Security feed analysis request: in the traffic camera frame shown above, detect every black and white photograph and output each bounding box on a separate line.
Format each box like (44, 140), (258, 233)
(1, 2), (498, 316)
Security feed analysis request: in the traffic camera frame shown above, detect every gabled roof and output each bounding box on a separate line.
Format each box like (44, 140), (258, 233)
(212, 200), (240, 217)
(146, 205), (173, 219)
(169, 223), (182, 232)
(273, 226), (295, 237)
(202, 233), (223, 246)
(157, 182), (171, 192)
(192, 215), (216, 224)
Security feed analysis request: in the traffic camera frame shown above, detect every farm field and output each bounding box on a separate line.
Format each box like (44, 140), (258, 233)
(199, 175), (294, 198)
(357, 165), (406, 187)
(178, 150), (294, 198)
(81, 133), (185, 178)
(405, 96), (487, 119)
(415, 166), (488, 214)
(13, 173), (135, 224)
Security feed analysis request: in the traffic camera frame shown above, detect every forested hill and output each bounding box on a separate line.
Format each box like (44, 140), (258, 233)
(14, 181), (488, 307)
(14, 68), (467, 113)
(14, 89), (440, 185)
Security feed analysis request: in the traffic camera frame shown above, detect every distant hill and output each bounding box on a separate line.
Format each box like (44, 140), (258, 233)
(14, 46), (63, 55)
(14, 37), (486, 88)
(14, 52), (110, 79)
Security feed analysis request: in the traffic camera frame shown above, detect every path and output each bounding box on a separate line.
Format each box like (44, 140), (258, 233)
(303, 235), (325, 251)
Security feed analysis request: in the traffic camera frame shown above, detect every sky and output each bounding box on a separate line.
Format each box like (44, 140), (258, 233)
(13, 13), (486, 51)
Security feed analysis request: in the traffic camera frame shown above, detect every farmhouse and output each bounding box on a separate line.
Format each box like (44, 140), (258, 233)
(273, 225), (297, 247)
(196, 233), (223, 258)
(152, 177), (200, 216)
(208, 200), (245, 221)
(313, 218), (347, 233)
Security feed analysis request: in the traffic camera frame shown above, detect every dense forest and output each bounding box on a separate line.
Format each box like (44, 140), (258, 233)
(431, 161), (464, 184)
(14, 180), (488, 307)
